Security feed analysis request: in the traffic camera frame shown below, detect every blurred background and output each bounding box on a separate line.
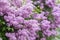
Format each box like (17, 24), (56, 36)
(52, 0), (60, 40)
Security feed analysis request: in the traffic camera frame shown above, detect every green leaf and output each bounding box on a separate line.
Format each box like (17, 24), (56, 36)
(46, 36), (55, 40)
(37, 31), (43, 38)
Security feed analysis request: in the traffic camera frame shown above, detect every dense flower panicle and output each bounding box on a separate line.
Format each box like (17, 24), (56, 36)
(6, 28), (39, 40)
(16, 3), (34, 18)
(24, 20), (40, 31)
(41, 20), (51, 30)
(36, 0), (56, 8)
(10, 0), (23, 7)
(3, 0), (34, 28)
(1, 0), (40, 40)
(0, 0), (10, 6)
(41, 20), (53, 37)
(5, 33), (17, 40)
(45, 0), (56, 7)
(52, 4), (60, 27)
(41, 38), (46, 40)
(17, 29), (37, 40)
(0, 0), (10, 12)
(32, 12), (47, 20)
(0, 0), (60, 40)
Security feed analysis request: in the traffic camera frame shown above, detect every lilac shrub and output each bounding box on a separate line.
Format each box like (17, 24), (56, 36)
(0, 0), (60, 40)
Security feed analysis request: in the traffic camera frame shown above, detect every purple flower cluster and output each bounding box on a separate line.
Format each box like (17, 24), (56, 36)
(52, 4), (60, 27)
(33, 0), (56, 9)
(5, 19), (40, 40)
(0, 0), (60, 40)
(45, 0), (56, 7)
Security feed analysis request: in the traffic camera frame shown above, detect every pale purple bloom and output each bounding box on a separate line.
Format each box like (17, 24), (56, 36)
(41, 38), (46, 40)
(45, 0), (56, 7)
